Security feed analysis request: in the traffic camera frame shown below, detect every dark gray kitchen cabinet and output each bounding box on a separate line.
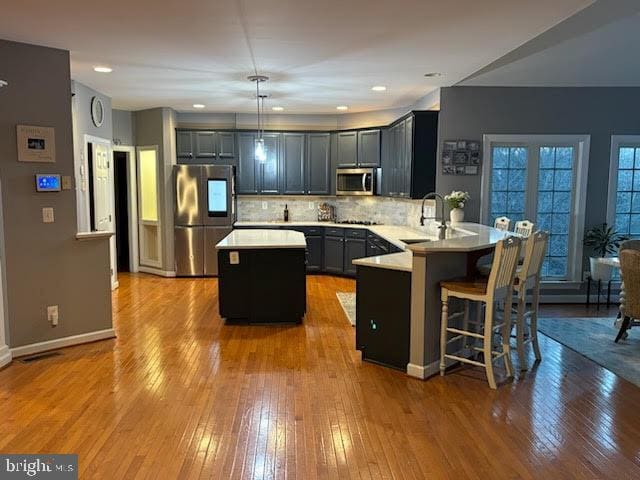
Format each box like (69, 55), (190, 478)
(380, 128), (393, 196)
(218, 132), (236, 159)
(336, 131), (358, 168)
(344, 237), (366, 276)
(281, 133), (305, 194)
(237, 132), (258, 194)
(324, 235), (344, 274)
(195, 131), (217, 158)
(401, 116), (413, 197)
(259, 133), (281, 194)
(305, 235), (323, 272)
(306, 133), (330, 195)
(177, 131), (194, 160)
(357, 129), (381, 167)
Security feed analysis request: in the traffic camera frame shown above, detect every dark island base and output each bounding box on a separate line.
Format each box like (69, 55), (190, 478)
(218, 248), (306, 323)
(356, 265), (411, 370)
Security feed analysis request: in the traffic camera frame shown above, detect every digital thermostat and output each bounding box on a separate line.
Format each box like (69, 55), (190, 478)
(35, 174), (61, 192)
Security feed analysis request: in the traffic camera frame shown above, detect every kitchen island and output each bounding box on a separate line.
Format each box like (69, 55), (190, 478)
(216, 229), (307, 323)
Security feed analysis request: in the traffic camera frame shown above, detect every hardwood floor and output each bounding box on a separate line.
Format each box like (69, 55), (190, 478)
(1, 273), (640, 479)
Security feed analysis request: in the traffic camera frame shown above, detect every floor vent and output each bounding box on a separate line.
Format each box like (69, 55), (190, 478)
(18, 351), (62, 363)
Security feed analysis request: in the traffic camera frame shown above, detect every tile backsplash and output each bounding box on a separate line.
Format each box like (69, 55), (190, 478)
(237, 196), (436, 227)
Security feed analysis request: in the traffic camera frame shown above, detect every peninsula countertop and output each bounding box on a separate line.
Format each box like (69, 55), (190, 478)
(216, 229), (307, 250)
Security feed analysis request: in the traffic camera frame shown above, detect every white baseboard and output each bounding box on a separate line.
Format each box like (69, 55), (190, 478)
(0, 345), (11, 369)
(407, 361), (442, 379)
(10, 328), (116, 358)
(138, 266), (176, 277)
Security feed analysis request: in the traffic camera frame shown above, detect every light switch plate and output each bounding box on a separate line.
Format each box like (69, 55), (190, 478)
(229, 251), (240, 265)
(308, 201), (314, 210)
(47, 305), (59, 326)
(42, 207), (54, 223)
(61, 175), (72, 190)
(261, 201), (268, 210)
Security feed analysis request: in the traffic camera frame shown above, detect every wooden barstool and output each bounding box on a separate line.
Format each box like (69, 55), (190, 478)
(440, 237), (522, 389)
(512, 231), (548, 370)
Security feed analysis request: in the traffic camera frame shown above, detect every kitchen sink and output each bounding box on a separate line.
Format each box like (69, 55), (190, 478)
(400, 238), (431, 245)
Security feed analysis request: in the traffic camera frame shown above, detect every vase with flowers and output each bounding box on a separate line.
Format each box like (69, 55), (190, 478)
(444, 190), (470, 224)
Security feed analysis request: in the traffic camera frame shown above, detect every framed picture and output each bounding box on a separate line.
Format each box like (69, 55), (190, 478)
(17, 125), (56, 163)
(441, 139), (481, 175)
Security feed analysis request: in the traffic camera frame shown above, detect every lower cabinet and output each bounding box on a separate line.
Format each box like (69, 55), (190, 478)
(356, 265), (411, 370)
(323, 235), (345, 274)
(344, 238), (366, 276)
(306, 235), (323, 272)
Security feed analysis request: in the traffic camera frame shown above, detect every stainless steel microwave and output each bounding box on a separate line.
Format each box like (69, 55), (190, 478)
(336, 168), (378, 196)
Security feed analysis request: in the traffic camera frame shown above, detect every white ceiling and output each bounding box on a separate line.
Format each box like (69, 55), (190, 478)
(460, 0), (640, 86)
(1, 0), (592, 113)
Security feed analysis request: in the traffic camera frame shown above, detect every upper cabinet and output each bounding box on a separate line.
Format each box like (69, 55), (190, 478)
(357, 129), (381, 167)
(281, 133), (306, 195)
(176, 130), (237, 165)
(336, 131), (358, 168)
(259, 133), (281, 194)
(306, 133), (330, 195)
(336, 129), (381, 168)
(237, 132), (259, 194)
(381, 111), (438, 199)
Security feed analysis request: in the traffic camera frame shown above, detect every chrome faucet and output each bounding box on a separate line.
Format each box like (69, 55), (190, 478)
(420, 192), (447, 239)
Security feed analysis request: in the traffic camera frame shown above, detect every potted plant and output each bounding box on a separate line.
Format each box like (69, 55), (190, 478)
(444, 191), (470, 223)
(583, 223), (628, 281)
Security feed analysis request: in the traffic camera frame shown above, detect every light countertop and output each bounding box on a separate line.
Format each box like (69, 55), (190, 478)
(216, 229), (307, 250)
(233, 221), (508, 271)
(352, 251), (413, 273)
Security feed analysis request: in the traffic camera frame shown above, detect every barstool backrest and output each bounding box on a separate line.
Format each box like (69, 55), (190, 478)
(518, 231), (549, 284)
(487, 236), (522, 300)
(494, 216), (511, 232)
(514, 220), (535, 237)
(620, 249), (640, 319)
(621, 239), (640, 251)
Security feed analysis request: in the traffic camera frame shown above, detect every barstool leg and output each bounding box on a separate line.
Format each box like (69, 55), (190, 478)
(516, 289), (527, 371)
(531, 283), (542, 361)
(502, 295), (514, 378)
(483, 301), (497, 389)
(462, 300), (470, 352)
(440, 293), (449, 376)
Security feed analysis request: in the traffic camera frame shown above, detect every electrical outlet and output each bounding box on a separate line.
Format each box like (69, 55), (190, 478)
(308, 201), (314, 210)
(42, 207), (54, 223)
(262, 201), (268, 210)
(47, 305), (59, 326)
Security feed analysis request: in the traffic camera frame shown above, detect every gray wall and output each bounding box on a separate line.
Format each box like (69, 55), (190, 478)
(71, 81), (112, 141)
(134, 107), (175, 272)
(112, 109), (135, 145)
(0, 39), (112, 347)
(437, 86), (640, 229)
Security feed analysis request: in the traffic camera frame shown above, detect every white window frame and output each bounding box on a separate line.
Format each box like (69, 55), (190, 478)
(481, 134), (591, 283)
(606, 135), (640, 229)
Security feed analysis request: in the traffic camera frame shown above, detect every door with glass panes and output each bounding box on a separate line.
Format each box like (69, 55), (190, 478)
(483, 136), (589, 282)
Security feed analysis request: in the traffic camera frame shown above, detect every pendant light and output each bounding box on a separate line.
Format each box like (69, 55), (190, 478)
(248, 75), (269, 163)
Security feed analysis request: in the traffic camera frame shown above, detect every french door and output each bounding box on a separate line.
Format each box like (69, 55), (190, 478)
(482, 135), (590, 282)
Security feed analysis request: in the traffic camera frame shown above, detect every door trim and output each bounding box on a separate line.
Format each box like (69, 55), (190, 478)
(0, 180), (10, 368)
(113, 146), (139, 273)
(84, 134), (118, 289)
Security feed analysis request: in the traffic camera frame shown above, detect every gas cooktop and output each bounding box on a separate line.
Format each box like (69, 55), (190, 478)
(337, 220), (381, 226)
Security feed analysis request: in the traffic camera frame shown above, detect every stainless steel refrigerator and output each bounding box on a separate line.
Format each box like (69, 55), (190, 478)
(174, 165), (236, 276)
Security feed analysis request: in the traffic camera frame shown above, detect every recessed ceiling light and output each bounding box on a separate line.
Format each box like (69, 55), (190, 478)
(336, 105), (348, 111)
(371, 86), (387, 92)
(193, 104), (205, 109)
(272, 106), (284, 111)
(93, 66), (112, 73)
(424, 72), (442, 78)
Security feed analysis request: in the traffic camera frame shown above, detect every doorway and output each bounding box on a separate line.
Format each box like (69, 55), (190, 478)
(112, 146), (139, 273)
(114, 151), (130, 272)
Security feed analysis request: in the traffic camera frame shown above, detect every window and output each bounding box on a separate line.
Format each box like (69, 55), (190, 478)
(608, 137), (640, 241)
(482, 135), (590, 282)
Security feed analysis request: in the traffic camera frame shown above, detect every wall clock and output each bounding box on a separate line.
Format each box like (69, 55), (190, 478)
(91, 96), (104, 127)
